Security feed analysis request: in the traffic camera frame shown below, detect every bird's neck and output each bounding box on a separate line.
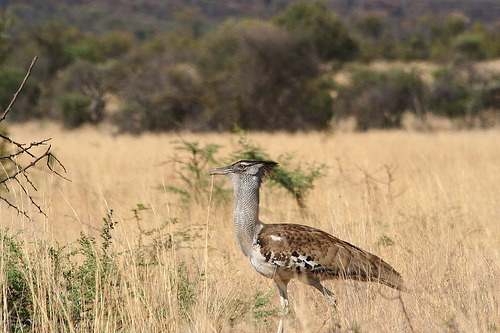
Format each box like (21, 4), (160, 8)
(232, 175), (263, 257)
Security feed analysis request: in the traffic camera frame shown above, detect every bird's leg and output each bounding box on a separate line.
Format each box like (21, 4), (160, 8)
(303, 276), (337, 306)
(274, 278), (290, 333)
(275, 278), (290, 313)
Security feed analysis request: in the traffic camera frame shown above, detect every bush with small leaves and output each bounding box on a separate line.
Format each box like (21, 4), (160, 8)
(60, 92), (92, 128)
(230, 128), (326, 210)
(164, 138), (230, 205)
(1, 231), (33, 332)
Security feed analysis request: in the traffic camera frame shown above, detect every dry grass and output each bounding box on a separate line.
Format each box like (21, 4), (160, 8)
(1, 122), (499, 332)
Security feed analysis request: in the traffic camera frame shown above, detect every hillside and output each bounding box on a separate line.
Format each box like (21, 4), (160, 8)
(5, 0), (500, 30)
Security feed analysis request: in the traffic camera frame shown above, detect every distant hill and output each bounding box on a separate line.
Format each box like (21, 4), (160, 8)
(4, 0), (500, 29)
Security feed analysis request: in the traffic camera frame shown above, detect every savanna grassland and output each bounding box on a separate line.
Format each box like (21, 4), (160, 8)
(1, 122), (499, 332)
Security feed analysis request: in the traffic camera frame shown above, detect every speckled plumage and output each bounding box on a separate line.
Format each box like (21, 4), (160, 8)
(210, 160), (405, 332)
(256, 223), (405, 290)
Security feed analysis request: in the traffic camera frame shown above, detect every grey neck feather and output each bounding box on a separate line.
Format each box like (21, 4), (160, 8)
(230, 173), (263, 257)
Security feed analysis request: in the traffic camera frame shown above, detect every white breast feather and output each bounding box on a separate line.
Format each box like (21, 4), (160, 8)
(249, 244), (277, 278)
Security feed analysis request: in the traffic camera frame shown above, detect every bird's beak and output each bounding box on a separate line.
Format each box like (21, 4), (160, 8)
(209, 165), (233, 175)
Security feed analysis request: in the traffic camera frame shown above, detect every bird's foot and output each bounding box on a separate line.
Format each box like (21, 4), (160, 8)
(325, 293), (338, 307)
(280, 304), (290, 316)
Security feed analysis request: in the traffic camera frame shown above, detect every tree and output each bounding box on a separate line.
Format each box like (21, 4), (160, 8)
(354, 15), (385, 40)
(471, 23), (500, 58)
(334, 67), (425, 130)
(273, 1), (358, 61)
(444, 14), (467, 39)
(0, 67), (40, 121)
(96, 31), (134, 60)
(59, 60), (111, 127)
(30, 20), (81, 77)
(0, 13), (13, 66)
(113, 46), (205, 133)
(200, 20), (332, 131)
(452, 33), (486, 61)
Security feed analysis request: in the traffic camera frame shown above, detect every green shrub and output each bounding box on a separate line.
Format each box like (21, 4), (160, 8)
(309, 88), (334, 129)
(1, 210), (120, 331)
(60, 92), (92, 128)
(163, 129), (326, 210)
(113, 101), (144, 134)
(334, 67), (425, 130)
(452, 33), (486, 61)
(427, 67), (468, 117)
(2, 231), (33, 332)
(471, 23), (500, 58)
(60, 61), (107, 125)
(230, 128), (326, 210)
(426, 66), (500, 121)
(164, 138), (229, 205)
(474, 73), (500, 111)
(114, 60), (204, 133)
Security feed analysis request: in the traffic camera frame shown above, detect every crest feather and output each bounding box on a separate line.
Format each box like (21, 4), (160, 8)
(260, 160), (278, 178)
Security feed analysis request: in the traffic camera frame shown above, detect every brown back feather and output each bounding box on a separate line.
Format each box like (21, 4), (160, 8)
(258, 223), (406, 291)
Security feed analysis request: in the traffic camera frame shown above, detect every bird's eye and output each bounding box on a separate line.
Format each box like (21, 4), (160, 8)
(238, 164), (246, 170)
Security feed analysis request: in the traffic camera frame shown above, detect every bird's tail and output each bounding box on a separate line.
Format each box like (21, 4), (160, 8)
(372, 258), (408, 292)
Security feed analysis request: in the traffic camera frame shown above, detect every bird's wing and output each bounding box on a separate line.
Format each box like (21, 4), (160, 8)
(257, 223), (406, 291)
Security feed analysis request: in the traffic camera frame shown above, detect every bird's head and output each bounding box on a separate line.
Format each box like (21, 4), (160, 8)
(209, 160), (277, 181)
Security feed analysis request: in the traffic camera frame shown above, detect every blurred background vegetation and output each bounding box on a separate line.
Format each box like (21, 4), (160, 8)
(0, 0), (499, 132)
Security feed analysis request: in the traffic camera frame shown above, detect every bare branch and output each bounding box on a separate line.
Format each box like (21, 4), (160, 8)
(0, 132), (39, 159)
(0, 56), (69, 219)
(0, 196), (32, 218)
(0, 137), (50, 160)
(0, 56), (38, 122)
(0, 146), (52, 185)
(46, 151), (70, 181)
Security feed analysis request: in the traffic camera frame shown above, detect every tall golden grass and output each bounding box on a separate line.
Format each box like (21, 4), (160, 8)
(1, 122), (499, 332)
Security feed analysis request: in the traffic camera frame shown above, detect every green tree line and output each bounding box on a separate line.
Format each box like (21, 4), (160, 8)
(0, 1), (499, 132)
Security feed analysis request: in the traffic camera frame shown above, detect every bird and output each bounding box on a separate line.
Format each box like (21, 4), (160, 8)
(209, 160), (406, 332)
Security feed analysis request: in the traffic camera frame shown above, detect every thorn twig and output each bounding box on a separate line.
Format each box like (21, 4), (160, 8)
(0, 56), (69, 219)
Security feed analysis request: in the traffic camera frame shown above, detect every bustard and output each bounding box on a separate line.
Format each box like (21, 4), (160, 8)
(209, 160), (406, 331)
